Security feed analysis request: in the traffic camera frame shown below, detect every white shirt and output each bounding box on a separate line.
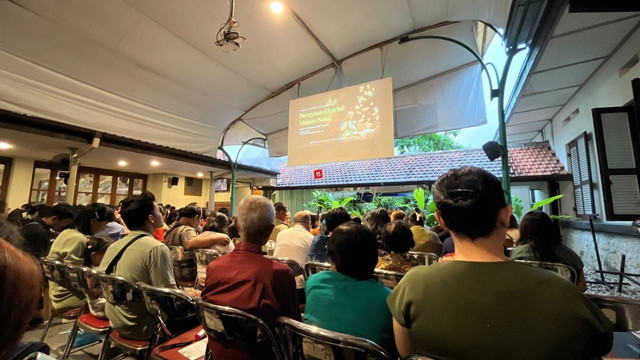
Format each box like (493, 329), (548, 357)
(273, 224), (314, 288)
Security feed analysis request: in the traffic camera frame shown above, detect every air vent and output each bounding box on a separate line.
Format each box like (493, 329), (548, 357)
(562, 108), (580, 127)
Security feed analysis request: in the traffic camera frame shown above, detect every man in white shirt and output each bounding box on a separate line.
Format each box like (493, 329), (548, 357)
(273, 211), (314, 301)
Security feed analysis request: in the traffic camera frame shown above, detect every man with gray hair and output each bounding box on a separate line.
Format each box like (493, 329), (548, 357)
(201, 196), (300, 360)
(274, 211), (314, 302)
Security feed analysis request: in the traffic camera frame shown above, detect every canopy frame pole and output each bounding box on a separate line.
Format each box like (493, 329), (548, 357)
(217, 137), (266, 217)
(398, 0), (533, 204)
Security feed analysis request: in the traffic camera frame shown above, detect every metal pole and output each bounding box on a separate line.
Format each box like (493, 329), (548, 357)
(617, 254), (625, 293)
(589, 216), (606, 283)
(218, 147), (236, 218)
(208, 171), (216, 211)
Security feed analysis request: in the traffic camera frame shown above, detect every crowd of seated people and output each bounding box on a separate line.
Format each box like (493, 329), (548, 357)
(0, 165), (617, 360)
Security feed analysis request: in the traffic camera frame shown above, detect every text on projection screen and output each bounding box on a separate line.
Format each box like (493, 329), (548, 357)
(287, 77), (395, 167)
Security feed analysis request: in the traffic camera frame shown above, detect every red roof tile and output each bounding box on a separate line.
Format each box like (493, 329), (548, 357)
(276, 141), (568, 188)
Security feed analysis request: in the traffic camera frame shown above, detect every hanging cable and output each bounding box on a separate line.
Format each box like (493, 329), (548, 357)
(380, 45), (389, 78)
(325, 69), (337, 91)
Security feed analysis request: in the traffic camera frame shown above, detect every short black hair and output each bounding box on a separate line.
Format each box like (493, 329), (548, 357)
(350, 215), (361, 224)
(381, 220), (415, 253)
(48, 203), (76, 221)
(203, 212), (229, 233)
(324, 207), (351, 233)
(75, 203), (116, 235)
(328, 222), (378, 280)
(432, 167), (507, 240)
(273, 202), (287, 215)
(218, 207), (229, 217)
(407, 209), (425, 227)
(519, 211), (562, 262)
(121, 191), (157, 230)
(0, 218), (23, 247)
(362, 208), (391, 235)
(179, 204), (201, 219)
(84, 236), (112, 266)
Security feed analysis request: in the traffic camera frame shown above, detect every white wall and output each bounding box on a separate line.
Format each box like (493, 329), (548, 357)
(6, 157), (34, 209)
(547, 26), (640, 222)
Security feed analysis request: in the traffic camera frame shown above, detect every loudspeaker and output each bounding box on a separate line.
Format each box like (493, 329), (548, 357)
(168, 176), (179, 188)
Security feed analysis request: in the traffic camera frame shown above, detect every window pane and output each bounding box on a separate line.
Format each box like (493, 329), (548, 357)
(55, 171), (68, 193)
(76, 192), (92, 206)
(31, 190), (48, 204)
(117, 177), (130, 195)
(99, 175), (113, 193)
(78, 173), (94, 192)
(54, 191), (66, 205)
(115, 194), (128, 205)
(96, 193), (111, 205)
(133, 178), (143, 195)
(32, 168), (51, 191)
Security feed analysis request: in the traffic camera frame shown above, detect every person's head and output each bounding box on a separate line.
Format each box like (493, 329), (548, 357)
(323, 207), (351, 234)
(0, 199), (9, 218)
(219, 207), (230, 217)
(6, 209), (24, 226)
(178, 204), (202, 228)
(236, 196), (275, 245)
(362, 208), (391, 236)
(519, 211), (562, 260)
(350, 215), (362, 224)
(42, 203), (76, 231)
(120, 191), (163, 232)
(273, 202), (288, 222)
(0, 238), (42, 358)
(203, 212), (230, 234)
(293, 211), (312, 231)
(0, 218), (24, 248)
(509, 215), (519, 229)
(328, 222), (378, 280)
(84, 236), (112, 267)
(166, 211), (178, 226)
(74, 203), (115, 235)
(381, 220), (415, 254)
(202, 209), (211, 221)
(284, 211), (291, 225)
(310, 213), (319, 229)
(407, 209), (425, 227)
(432, 167), (511, 241)
(158, 205), (169, 221)
(390, 210), (406, 221)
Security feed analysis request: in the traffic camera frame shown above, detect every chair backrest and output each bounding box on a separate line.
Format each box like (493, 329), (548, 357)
(137, 282), (197, 337)
(586, 294), (640, 332)
(97, 272), (143, 306)
(197, 300), (284, 360)
(194, 249), (224, 267)
(169, 246), (192, 261)
(304, 261), (331, 279)
(372, 268), (404, 289)
(265, 256), (307, 280)
(406, 355), (437, 360)
(276, 317), (392, 360)
(67, 265), (101, 293)
(407, 251), (439, 265)
(514, 260), (577, 284)
(41, 258), (74, 290)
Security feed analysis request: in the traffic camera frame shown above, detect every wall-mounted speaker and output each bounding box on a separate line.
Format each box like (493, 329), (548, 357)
(168, 176), (179, 188)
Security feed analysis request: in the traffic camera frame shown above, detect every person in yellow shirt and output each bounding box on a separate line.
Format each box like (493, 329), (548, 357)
(407, 210), (442, 255)
(269, 202), (289, 241)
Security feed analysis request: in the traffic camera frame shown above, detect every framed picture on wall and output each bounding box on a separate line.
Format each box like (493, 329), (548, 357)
(214, 178), (230, 192)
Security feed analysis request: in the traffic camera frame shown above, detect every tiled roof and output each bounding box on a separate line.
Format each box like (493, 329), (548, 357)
(276, 141), (568, 188)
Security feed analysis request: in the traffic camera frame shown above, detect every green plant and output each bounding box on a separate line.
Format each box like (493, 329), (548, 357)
(530, 194), (564, 211)
(512, 195), (523, 218)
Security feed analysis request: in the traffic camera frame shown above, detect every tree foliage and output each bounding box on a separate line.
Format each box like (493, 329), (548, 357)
(394, 130), (464, 154)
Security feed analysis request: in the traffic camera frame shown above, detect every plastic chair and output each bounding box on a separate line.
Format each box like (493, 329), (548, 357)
(97, 273), (158, 360)
(197, 299), (284, 360)
(265, 256), (307, 280)
(407, 251), (439, 265)
(303, 261), (331, 279)
(276, 317), (392, 360)
(61, 265), (110, 360)
(39, 258), (82, 343)
(586, 294), (640, 332)
(372, 268), (405, 289)
(168, 246), (197, 287)
(137, 282), (198, 338)
(514, 260), (577, 284)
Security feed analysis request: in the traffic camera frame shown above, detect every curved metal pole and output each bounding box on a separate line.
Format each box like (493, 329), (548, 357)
(398, 35), (498, 99)
(218, 137), (266, 217)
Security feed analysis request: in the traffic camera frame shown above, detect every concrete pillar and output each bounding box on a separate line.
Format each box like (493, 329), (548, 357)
(208, 171), (216, 211)
(6, 157), (34, 210)
(65, 150), (79, 204)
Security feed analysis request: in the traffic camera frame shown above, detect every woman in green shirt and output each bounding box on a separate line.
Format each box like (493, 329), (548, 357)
(304, 222), (396, 355)
(47, 203), (114, 312)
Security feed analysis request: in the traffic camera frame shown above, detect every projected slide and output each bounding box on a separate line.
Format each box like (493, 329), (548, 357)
(288, 77), (395, 167)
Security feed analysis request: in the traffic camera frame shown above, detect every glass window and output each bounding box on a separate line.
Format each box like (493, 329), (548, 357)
(133, 178), (143, 196)
(97, 175), (113, 204)
(76, 173), (94, 205)
(30, 168), (51, 204)
(54, 170), (67, 204)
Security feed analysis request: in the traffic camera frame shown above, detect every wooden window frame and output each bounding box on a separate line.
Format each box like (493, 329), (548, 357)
(566, 132), (596, 219)
(0, 156), (12, 200)
(184, 176), (203, 196)
(592, 105), (640, 221)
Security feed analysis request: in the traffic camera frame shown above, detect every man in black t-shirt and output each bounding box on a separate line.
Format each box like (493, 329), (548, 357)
(19, 203), (75, 258)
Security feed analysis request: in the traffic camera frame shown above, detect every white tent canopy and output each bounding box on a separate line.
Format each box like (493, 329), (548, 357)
(0, 0), (510, 158)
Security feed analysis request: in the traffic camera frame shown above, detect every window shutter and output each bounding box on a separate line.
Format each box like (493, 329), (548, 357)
(593, 105), (640, 221)
(566, 132), (595, 218)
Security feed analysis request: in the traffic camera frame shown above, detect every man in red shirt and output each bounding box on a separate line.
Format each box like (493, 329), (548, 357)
(201, 195), (300, 360)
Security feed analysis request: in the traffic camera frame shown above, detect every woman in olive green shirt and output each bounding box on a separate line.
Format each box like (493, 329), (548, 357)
(47, 203), (114, 312)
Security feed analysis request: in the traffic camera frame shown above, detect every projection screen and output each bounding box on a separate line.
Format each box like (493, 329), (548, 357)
(287, 77), (395, 166)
